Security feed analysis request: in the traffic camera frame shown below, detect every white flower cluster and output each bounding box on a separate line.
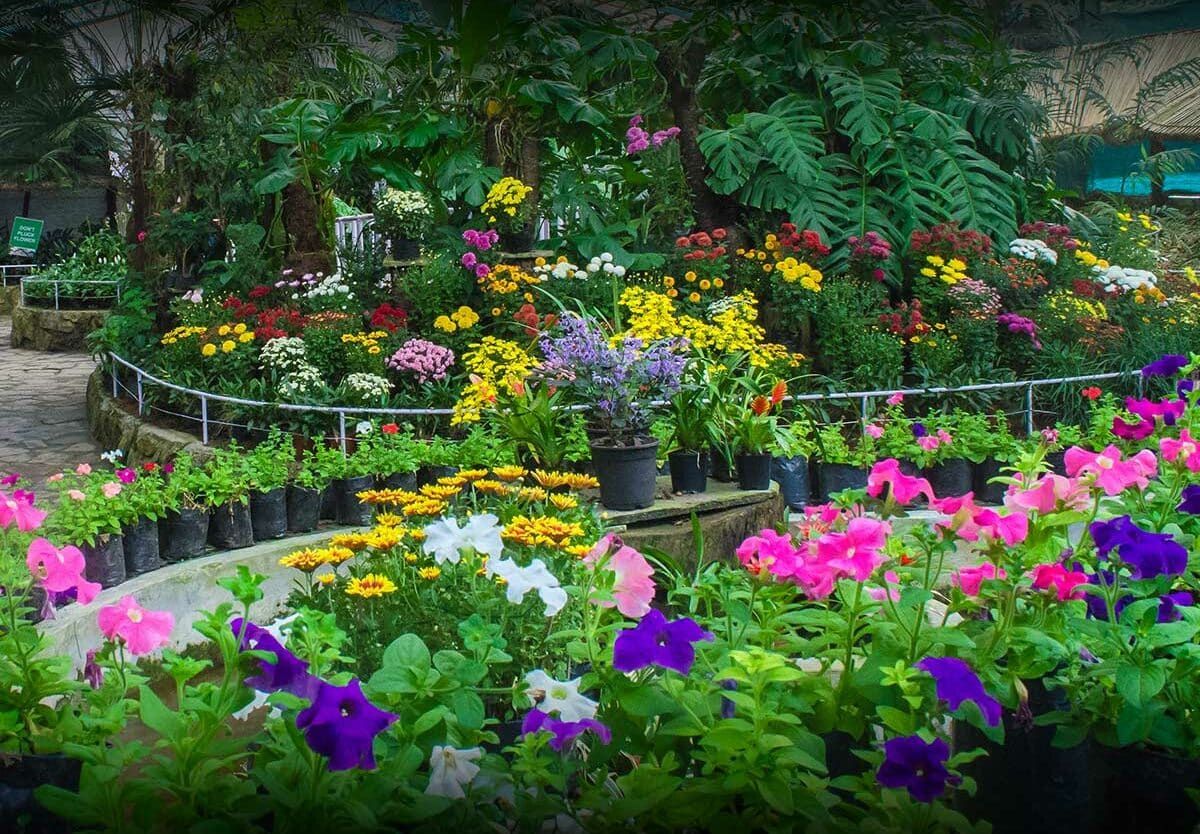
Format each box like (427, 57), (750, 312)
(342, 372), (392, 400)
(1093, 264), (1157, 294)
(1009, 238), (1058, 265)
(300, 272), (353, 300)
(278, 366), (323, 400)
(260, 337), (310, 375)
(375, 189), (432, 237)
(707, 294), (751, 317)
(534, 257), (586, 280)
(586, 252), (627, 278)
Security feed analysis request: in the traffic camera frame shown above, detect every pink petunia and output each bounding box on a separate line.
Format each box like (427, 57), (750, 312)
(865, 423), (883, 439)
(1063, 445), (1157, 496)
(75, 463), (92, 476)
(887, 392), (904, 406)
(584, 534), (655, 619)
(867, 570), (901, 602)
(867, 458), (933, 505)
(1004, 473), (1088, 514)
(101, 482), (122, 499)
(815, 518), (890, 582)
(0, 490), (47, 531)
(97, 596), (174, 655)
(917, 435), (941, 452)
(1160, 430), (1200, 472)
(66, 490), (86, 501)
(25, 537), (100, 605)
(736, 528), (802, 578)
(116, 468), (137, 485)
(973, 508), (1029, 546)
(1029, 563), (1088, 601)
(952, 563), (1005, 597)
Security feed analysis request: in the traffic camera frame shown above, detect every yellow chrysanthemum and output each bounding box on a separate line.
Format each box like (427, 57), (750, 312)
(503, 515), (585, 549)
(346, 573), (397, 598)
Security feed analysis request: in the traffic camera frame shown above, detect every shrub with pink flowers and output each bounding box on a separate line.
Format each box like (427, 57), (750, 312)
(387, 338), (456, 384)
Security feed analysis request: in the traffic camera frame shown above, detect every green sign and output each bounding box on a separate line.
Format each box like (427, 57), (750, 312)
(8, 217), (43, 257)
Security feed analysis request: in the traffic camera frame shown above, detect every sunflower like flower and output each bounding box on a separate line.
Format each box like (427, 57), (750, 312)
(346, 573), (397, 598)
(491, 465), (527, 481)
(517, 486), (549, 503)
(329, 533), (373, 553)
(503, 515), (585, 549)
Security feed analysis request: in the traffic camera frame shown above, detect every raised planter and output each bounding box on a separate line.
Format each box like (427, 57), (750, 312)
(11, 304), (108, 352)
(86, 370), (212, 467)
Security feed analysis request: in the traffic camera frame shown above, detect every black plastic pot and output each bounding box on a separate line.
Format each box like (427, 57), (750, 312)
(250, 488), (287, 541)
(954, 678), (1088, 834)
(208, 500), (253, 550)
(925, 458), (973, 498)
(822, 730), (871, 779)
(0, 752), (82, 834)
(319, 484), (338, 521)
(736, 452), (773, 490)
(335, 475), (375, 526)
(417, 465), (459, 487)
(500, 228), (534, 253)
(390, 237), (420, 260)
(379, 471), (418, 491)
(1088, 743), (1200, 834)
(82, 533), (126, 588)
(590, 438), (659, 511)
(122, 517), (161, 576)
(816, 462), (868, 501)
(668, 450), (709, 494)
(710, 450), (736, 483)
(159, 508), (210, 562)
(287, 485), (322, 533)
(771, 455), (811, 510)
(973, 458), (1008, 505)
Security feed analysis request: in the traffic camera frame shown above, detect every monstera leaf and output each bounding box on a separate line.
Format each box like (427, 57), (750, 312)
(817, 66), (902, 146)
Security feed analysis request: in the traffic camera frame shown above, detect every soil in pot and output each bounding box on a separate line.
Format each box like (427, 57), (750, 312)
(816, 463), (868, 501)
(159, 508), (210, 562)
(379, 471), (418, 491)
(287, 485), (322, 533)
(0, 752), (82, 834)
(925, 458), (972, 498)
(250, 488), (288, 541)
(122, 517), (162, 576)
(668, 450), (709, 494)
(771, 455), (811, 510)
(335, 475), (375, 526)
(972, 458), (1008, 504)
(82, 533), (126, 588)
(591, 438), (659, 511)
(208, 500), (253, 550)
(417, 465), (459, 487)
(737, 452), (773, 490)
(1088, 743), (1200, 834)
(954, 678), (1088, 834)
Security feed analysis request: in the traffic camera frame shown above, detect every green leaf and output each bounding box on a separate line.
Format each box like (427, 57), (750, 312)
(818, 66), (901, 146)
(1116, 662), (1167, 707)
(384, 634), (431, 674)
(137, 685), (183, 738)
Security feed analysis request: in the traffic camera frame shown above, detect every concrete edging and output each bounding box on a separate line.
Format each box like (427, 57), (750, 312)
(86, 368), (213, 465)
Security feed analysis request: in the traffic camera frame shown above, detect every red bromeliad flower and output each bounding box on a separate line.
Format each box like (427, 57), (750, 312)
(1082, 386), (1102, 401)
(750, 395), (771, 416)
(770, 380), (787, 405)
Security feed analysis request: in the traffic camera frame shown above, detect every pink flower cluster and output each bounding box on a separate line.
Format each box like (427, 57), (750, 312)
(867, 459), (932, 504)
(737, 512), (891, 599)
(1063, 445), (1156, 495)
(27, 537), (101, 606)
(98, 596), (174, 655)
(387, 338), (455, 384)
(461, 229), (498, 279)
(918, 429), (953, 454)
(848, 231), (892, 281)
(1, 489), (46, 532)
(933, 493), (1028, 545)
(625, 115), (680, 155)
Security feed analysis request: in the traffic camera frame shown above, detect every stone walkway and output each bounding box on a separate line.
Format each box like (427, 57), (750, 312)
(0, 318), (101, 485)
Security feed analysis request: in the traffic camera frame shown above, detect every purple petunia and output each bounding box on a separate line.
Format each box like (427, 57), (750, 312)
(877, 735), (955, 802)
(1178, 484), (1200, 514)
(915, 656), (1001, 726)
(295, 678), (396, 771)
(911, 422), (927, 439)
(521, 708), (612, 751)
(231, 618), (317, 698)
(612, 608), (713, 676)
(1158, 591), (1193, 623)
(1090, 516), (1187, 579)
(1142, 354), (1189, 378)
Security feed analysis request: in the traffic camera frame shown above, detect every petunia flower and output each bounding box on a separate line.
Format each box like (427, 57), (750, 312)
(1160, 429), (1200, 472)
(0, 489), (47, 532)
(867, 459), (933, 505)
(1090, 515), (1186, 579)
(1157, 591), (1192, 623)
(97, 596), (174, 655)
(1178, 484), (1200, 514)
(1063, 445), (1157, 496)
(876, 735), (955, 802)
(296, 678), (396, 771)
(583, 535), (655, 619)
(488, 557), (567, 616)
(26, 537), (100, 605)
(231, 617), (316, 698)
(915, 656), (1001, 726)
(0, 473), (19, 486)
(1004, 473), (1088, 514)
(815, 517), (889, 581)
(101, 482), (122, 499)
(524, 670), (597, 721)
(425, 746), (482, 798)
(1142, 354), (1188, 377)
(422, 513), (504, 564)
(521, 708), (611, 751)
(735, 528), (800, 578)
(951, 563), (1005, 597)
(1029, 562), (1089, 600)
(116, 468), (137, 484)
(612, 608), (713, 676)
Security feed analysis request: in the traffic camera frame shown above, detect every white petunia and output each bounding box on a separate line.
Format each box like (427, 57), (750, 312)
(489, 557), (568, 616)
(355, 420), (373, 436)
(425, 745), (482, 799)
(461, 513), (504, 557)
(100, 449), (123, 464)
(423, 513), (504, 564)
(524, 669), (597, 721)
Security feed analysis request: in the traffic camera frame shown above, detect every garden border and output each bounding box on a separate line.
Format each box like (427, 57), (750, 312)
(19, 275), (122, 310)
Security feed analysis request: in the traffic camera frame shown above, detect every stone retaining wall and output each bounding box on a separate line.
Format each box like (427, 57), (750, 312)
(0, 286), (20, 314)
(11, 304), (107, 351)
(86, 369), (213, 465)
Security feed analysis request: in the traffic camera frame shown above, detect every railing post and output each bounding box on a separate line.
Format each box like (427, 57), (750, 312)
(200, 396), (209, 444)
(136, 371), (144, 415)
(1025, 383), (1035, 436)
(111, 361), (118, 398)
(53, 281), (59, 311)
(1136, 373), (1145, 399)
(338, 411), (347, 454)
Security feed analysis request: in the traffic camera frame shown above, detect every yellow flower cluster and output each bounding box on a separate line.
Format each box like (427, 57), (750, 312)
(453, 337), (537, 424)
(918, 255), (969, 285)
(481, 176), (532, 222)
(279, 546), (354, 572)
(530, 470), (600, 491)
(502, 515), (586, 550)
(346, 573), (397, 598)
(341, 331), (388, 356)
(776, 257), (823, 291)
(434, 306), (481, 333)
(479, 263), (541, 296)
(1116, 210), (1158, 232)
(160, 325), (207, 345)
(1132, 285), (1167, 305)
(621, 287), (684, 341)
(1073, 247), (1110, 270)
(1044, 291), (1108, 325)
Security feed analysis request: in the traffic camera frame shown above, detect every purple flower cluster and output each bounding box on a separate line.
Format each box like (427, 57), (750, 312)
(877, 735), (955, 802)
(997, 312), (1041, 349)
(1142, 353), (1188, 378)
(1091, 515), (1187, 580)
(1114, 395), (1185, 440)
(625, 114), (680, 155)
(387, 338), (455, 384)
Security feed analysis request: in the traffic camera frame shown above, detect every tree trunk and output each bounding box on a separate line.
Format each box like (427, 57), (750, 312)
(282, 182), (334, 275)
(657, 42), (734, 232)
(1149, 136), (1167, 206)
(517, 132), (541, 241)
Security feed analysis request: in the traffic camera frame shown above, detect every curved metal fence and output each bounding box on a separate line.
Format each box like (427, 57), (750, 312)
(20, 276), (121, 310)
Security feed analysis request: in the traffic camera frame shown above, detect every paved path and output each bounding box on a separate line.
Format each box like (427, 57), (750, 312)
(0, 318), (101, 485)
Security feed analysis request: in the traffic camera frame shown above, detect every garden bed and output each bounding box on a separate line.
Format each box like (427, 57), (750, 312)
(10, 304), (108, 352)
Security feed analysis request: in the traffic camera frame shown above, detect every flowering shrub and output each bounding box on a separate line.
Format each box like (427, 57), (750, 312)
(387, 338), (455, 384)
(480, 176), (533, 230)
(373, 188), (432, 239)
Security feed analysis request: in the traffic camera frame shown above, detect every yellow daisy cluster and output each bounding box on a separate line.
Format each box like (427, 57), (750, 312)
(776, 257), (823, 291)
(341, 331), (388, 356)
(1044, 291), (1108, 325)
(160, 325), (207, 345)
(502, 515), (586, 550)
(279, 546), (355, 572)
(481, 176), (533, 222)
(453, 337), (537, 425)
(1073, 246), (1110, 270)
(472, 479), (511, 497)
(919, 255), (969, 285)
(479, 263), (541, 296)
(530, 470), (600, 491)
(492, 465), (527, 481)
(346, 573), (397, 598)
(1116, 210), (1159, 233)
(434, 306), (481, 333)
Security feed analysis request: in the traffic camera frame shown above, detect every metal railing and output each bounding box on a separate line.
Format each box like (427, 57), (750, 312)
(0, 263), (35, 286)
(104, 351), (1143, 453)
(19, 276), (122, 310)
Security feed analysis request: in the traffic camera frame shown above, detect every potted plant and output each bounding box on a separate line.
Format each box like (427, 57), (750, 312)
(813, 424), (876, 501)
(246, 430), (291, 541)
(205, 445), (253, 550)
(970, 413), (1020, 504)
(335, 443), (376, 527)
(538, 314), (686, 510)
(480, 176), (535, 252)
(116, 462), (169, 576)
(159, 454), (211, 561)
(416, 436), (459, 486)
(773, 417), (816, 510)
(362, 424), (419, 490)
(288, 444), (329, 533)
(665, 359), (717, 494)
(372, 188), (432, 260)
(311, 442), (346, 523)
(487, 380), (576, 471)
(46, 469), (126, 589)
(727, 381), (792, 491)
(915, 413), (972, 497)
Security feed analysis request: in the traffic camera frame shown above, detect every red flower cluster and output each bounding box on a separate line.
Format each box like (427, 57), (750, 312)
(513, 303), (557, 338)
(381, 422), (400, 435)
(369, 302), (408, 333)
(879, 299), (931, 340)
(676, 228), (728, 261)
(1019, 221), (1078, 251)
(775, 223), (830, 259)
(248, 285), (273, 299)
(1071, 278), (1101, 299)
(909, 222), (992, 260)
(256, 307), (309, 340)
(1081, 386), (1102, 400)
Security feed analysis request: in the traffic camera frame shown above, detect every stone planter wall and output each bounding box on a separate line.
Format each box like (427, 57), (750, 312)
(11, 304), (107, 352)
(0, 285), (20, 315)
(86, 369), (213, 466)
